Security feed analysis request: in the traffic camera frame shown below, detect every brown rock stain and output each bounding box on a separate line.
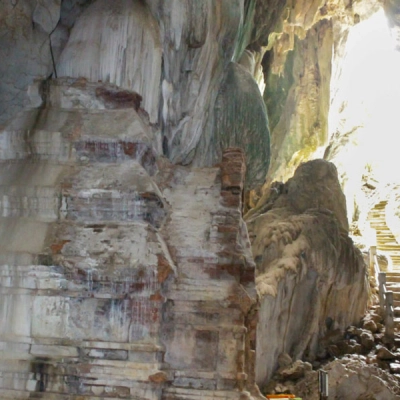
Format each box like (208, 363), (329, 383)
(50, 240), (70, 254)
(148, 371), (168, 383)
(95, 87), (142, 110)
(157, 255), (173, 283)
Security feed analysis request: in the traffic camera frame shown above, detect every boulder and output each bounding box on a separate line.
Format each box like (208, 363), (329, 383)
(248, 160), (368, 386)
(376, 346), (397, 361)
(277, 360), (312, 381)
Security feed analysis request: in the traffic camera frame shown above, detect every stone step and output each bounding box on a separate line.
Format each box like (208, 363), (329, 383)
(385, 273), (400, 280)
(393, 292), (400, 301)
(369, 201), (400, 273)
(392, 299), (400, 308)
(384, 288), (400, 296)
(393, 306), (400, 316)
(385, 284), (400, 292)
(377, 245), (398, 250)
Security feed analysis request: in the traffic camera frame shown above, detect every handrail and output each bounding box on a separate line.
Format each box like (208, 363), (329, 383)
(369, 246), (395, 341)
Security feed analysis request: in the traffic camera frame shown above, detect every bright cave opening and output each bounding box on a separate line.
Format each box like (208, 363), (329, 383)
(326, 7), (400, 253)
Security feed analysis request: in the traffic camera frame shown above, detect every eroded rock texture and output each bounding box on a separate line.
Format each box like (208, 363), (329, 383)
(1, 0), (271, 188)
(1, 0), (388, 398)
(292, 356), (400, 400)
(57, 0), (162, 124)
(246, 160), (368, 386)
(0, 78), (260, 398)
(199, 62), (270, 188)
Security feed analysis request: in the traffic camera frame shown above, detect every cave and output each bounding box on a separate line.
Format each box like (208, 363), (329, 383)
(1, 0), (400, 399)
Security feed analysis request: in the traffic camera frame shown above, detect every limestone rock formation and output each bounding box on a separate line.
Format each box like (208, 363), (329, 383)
(0, 1), (59, 125)
(266, 159), (349, 232)
(198, 62), (270, 188)
(292, 356), (400, 400)
(2, 0), (396, 398)
(246, 160), (368, 386)
(263, 19), (333, 184)
(57, 0), (162, 124)
(1, 0), (271, 187)
(0, 76), (260, 398)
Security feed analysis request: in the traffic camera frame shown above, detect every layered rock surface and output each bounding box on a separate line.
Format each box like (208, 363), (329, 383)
(1, 0), (271, 188)
(2, 0), (396, 398)
(0, 80), (260, 399)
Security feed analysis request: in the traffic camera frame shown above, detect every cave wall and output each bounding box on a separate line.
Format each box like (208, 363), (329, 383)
(0, 0), (59, 126)
(0, 0), (386, 398)
(1, 0), (393, 191)
(0, 0), (270, 189)
(243, 0), (386, 191)
(0, 78), (260, 399)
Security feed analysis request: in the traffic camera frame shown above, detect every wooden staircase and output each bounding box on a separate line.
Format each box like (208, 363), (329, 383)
(368, 200), (400, 356)
(368, 200), (400, 266)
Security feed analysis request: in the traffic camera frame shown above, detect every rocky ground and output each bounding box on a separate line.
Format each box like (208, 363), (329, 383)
(262, 289), (400, 399)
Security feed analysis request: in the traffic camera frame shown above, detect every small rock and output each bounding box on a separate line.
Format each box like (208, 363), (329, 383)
(376, 346), (396, 360)
(262, 379), (277, 395)
(377, 359), (391, 371)
(360, 330), (375, 350)
(347, 326), (362, 338)
(278, 360), (312, 381)
(374, 332), (384, 342)
(325, 328), (344, 343)
(351, 344), (363, 354)
(274, 383), (290, 394)
(336, 340), (354, 355)
(366, 354), (377, 364)
(376, 322), (384, 332)
(327, 344), (340, 357)
(278, 353), (293, 368)
(368, 311), (383, 324)
(363, 319), (378, 333)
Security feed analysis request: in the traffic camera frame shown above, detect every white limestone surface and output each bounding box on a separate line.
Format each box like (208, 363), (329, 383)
(57, 0), (162, 123)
